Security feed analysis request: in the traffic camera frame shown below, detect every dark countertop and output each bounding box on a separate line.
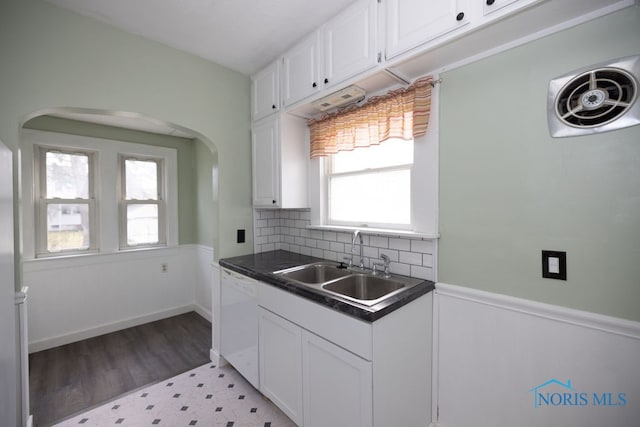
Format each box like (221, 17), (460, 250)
(219, 250), (435, 322)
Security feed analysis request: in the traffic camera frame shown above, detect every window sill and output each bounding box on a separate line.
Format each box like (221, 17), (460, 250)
(307, 224), (439, 239)
(23, 246), (181, 271)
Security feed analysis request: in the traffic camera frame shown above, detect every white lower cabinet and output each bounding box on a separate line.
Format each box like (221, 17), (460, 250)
(302, 330), (372, 427)
(258, 307), (303, 425)
(258, 280), (432, 426)
(258, 306), (372, 427)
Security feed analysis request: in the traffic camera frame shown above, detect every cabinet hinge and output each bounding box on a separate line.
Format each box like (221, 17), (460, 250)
(377, 52), (382, 63)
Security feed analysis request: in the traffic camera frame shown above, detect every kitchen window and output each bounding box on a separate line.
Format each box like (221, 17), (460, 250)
(119, 156), (165, 248)
(35, 146), (98, 256)
(327, 138), (413, 229)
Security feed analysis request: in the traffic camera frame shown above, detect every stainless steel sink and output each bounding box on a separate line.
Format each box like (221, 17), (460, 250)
(274, 262), (350, 284)
(274, 261), (423, 307)
(322, 274), (404, 300)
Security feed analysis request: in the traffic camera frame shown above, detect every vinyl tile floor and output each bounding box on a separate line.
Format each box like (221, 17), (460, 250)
(53, 362), (296, 427)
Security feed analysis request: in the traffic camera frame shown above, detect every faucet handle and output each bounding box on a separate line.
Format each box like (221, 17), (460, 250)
(343, 256), (353, 269)
(379, 254), (391, 277)
(371, 261), (384, 276)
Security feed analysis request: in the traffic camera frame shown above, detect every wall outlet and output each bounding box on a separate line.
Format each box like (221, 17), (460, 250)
(161, 263), (168, 273)
(237, 229), (245, 243)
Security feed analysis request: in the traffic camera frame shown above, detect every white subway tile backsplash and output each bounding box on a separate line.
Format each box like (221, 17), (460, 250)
(400, 251), (422, 265)
(310, 230), (324, 240)
(389, 237), (411, 251)
(411, 265), (433, 281)
(369, 235), (388, 248)
(254, 209), (437, 281)
(323, 231), (337, 242)
(411, 239), (433, 254)
(389, 262), (411, 276)
(317, 240), (331, 250)
(423, 253), (434, 267)
(379, 249), (399, 262)
(330, 242), (345, 253)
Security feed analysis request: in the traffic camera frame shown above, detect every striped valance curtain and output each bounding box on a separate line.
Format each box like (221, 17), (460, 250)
(307, 75), (434, 158)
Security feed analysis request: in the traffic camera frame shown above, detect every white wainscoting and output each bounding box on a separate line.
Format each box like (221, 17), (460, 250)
(432, 283), (640, 427)
(24, 244), (213, 353)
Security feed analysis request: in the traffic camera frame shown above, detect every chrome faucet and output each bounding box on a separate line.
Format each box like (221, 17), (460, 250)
(351, 230), (365, 270)
(372, 254), (391, 277)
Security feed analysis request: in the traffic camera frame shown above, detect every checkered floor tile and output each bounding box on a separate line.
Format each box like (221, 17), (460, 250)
(53, 363), (296, 427)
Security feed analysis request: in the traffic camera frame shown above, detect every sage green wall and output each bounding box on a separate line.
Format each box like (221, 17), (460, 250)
(194, 139), (216, 246)
(23, 115), (200, 245)
(439, 7), (640, 321)
(0, 0), (252, 261)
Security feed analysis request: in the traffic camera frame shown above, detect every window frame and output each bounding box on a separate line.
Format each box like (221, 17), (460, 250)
(34, 145), (99, 257)
(118, 154), (167, 250)
(23, 129), (179, 260)
(324, 141), (414, 230)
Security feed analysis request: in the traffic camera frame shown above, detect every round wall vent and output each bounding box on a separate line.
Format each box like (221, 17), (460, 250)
(547, 55), (640, 137)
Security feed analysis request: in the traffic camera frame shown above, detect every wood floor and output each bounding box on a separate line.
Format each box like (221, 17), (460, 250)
(29, 311), (212, 427)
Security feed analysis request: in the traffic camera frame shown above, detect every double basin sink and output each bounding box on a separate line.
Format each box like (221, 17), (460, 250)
(273, 261), (422, 307)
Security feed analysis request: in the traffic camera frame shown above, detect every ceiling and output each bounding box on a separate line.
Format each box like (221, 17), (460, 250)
(45, 0), (358, 76)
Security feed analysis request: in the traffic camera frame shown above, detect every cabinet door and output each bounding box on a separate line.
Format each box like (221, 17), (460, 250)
(302, 331), (373, 427)
(258, 308), (303, 425)
(322, 0), (378, 88)
(282, 31), (321, 107)
(252, 61), (280, 121)
(482, 0), (519, 15)
(251, 116), (280, 207)
(386, 0), (470, 59)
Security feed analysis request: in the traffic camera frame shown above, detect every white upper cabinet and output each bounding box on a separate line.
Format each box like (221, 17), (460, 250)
(482, 0), (520, 16)
(282, 31), (321, 107)
(322, 0), (379, 89)
(251, 116), (279, 207)
(385, 0), (470, 60)
(251, 114), (308, 209)
(251, 60), (280, 121)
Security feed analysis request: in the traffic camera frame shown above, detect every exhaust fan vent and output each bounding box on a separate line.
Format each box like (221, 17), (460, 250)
(312, 85), (366, 112)
(548, 55), (640, 137)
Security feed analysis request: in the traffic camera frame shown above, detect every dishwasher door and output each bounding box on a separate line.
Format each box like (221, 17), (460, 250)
(220, 268), (259, 389)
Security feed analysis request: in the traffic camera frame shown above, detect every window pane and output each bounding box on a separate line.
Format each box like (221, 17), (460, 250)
(46, 152), (89, 199)
(127, 204), (159, 245)
(332, 138), (413, 174)
(330, 169), (411, 225)
(125, 159), (158, 200)
(46, 203), (90, 251)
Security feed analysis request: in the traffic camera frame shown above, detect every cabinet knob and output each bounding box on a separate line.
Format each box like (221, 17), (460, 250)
(456, 12), (465, 21)
(486, 0), (495, 5)
(272, 200), (276, 204)
(312, 82), (317, 88)
(272, 104), (276, 109)
(324, 78), (329, 84)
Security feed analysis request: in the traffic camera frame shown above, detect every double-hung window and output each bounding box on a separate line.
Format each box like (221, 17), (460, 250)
(326, 138), (413, 229)
(119, 156), (165, 248)
(35, 146), (97, 256)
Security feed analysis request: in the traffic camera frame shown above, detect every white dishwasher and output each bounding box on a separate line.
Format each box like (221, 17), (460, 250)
(220, 267), (259, 389)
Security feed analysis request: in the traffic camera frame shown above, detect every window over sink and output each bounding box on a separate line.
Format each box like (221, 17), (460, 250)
(326, 138), (413, 229)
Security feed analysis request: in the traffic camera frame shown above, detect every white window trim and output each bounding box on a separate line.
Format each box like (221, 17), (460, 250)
(118, 155), (167, 250)
(34, 145), (99, 257)
(308, 83), (440, 237)
(21, 129), (179, 260)
(325, 152), (414, 231)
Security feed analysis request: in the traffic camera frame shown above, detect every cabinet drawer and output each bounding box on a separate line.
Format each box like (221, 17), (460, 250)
(258, 281), (373, 360)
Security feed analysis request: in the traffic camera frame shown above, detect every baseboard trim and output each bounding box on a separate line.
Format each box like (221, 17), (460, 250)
(28, 304), (197, 353)
(194, 303), (212, 322)
(210, 349), (227, 366)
